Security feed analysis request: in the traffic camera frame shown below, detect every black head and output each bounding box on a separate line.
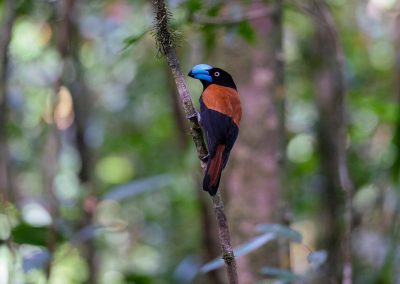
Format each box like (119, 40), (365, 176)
(188, 64), (236, 90)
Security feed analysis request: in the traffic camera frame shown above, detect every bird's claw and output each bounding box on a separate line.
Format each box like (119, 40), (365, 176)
(200, 154), (209, 163)
(187, 111), (201, 123)
(186, 112), (197, 121)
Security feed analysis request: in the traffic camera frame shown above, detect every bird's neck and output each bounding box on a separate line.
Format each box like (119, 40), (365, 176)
(201, 81), (237, 90)
(201, 80), (211, 90)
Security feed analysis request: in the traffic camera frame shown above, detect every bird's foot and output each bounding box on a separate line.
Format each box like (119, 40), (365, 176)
(200, 154), (209, 163)
(186, 111), (201, 123)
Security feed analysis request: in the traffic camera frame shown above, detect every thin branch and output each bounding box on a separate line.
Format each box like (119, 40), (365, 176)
(192, 6), (275, 25)
(198, 180), (225, 284)
(150, 0), (238, 282)
(211, 194), (238, 283)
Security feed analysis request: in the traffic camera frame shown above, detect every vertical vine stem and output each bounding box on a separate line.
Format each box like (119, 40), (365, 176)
(150, 0), (239, 282)
(306, 1), (354, 282)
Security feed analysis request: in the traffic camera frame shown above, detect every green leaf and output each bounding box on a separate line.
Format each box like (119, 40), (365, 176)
(206, 3), (222, 17)
(238, 21), (256, 43)
(256, 223), (303, 243)
(122, 31), (148, 50)
(186, 0), (202, 12)
(12, 223), (50, 247)
(124, 274), (152, 284)
(307, 250), (328, 269)
(259, 267), (302, 281)
(16, 0), (34, 16)
(200, 25), (217, 52)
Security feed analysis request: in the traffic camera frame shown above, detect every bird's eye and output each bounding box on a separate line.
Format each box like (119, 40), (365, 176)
(214, 71), (220, 77)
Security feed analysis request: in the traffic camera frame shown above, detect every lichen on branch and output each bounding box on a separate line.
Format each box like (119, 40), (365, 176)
(151, 0), (178, 56)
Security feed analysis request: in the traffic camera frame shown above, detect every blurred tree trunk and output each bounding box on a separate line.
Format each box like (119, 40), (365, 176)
(210, 1), (287, 282)
(42, 127), (61, 279)
(308, 1), (353, 283)
(52, 0), (97, 282)
(392, 14), (400, 181)
(378, 13), (400, 284)
(0, 0), (16, 266)
(0, 0), (15, 204)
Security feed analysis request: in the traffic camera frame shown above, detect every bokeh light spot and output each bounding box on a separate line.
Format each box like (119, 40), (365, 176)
(130, 245), (161, 274)
(369, 40), (395, 71)
(95, 155), (134, 184)
(287, 134), (314, 163)
(354, 184), (378, 212)
(0, 247), (9, 283)
(352, 108), (379, 138)
(370, 0), (396, 9)
(54, 86), (75, 130)
(21, 203), (52, 227)
(11, 21), (47, 61)
(0, 214), (11, 240)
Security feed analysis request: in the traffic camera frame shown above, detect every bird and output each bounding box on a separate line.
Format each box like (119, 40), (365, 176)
(188, 64), (242, 195)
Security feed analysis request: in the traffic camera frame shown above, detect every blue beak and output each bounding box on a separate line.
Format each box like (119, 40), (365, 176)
(188, 64), (213, 82)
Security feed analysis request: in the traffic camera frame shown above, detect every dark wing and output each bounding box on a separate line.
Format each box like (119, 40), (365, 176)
(200, 97), (239, 195)
(200, 100), (230, 155)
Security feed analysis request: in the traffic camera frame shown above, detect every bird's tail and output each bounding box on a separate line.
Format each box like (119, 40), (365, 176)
(203, 144), (225, 195)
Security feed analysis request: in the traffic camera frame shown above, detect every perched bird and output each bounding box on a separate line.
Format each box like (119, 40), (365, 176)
(188, 64), (242, 195)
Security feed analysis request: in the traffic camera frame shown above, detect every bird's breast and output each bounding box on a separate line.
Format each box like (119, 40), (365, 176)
(201, 84), (242, 126)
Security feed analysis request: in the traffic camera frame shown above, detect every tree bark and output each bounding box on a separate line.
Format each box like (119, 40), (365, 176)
(378, 13), (400, 284)
(308, 1), (353, 283)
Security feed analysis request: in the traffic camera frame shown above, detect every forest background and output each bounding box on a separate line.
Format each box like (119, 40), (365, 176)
(0, 0), (399, 283)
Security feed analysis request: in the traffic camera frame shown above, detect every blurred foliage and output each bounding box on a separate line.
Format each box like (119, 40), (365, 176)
(0, 0), (399, 283)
